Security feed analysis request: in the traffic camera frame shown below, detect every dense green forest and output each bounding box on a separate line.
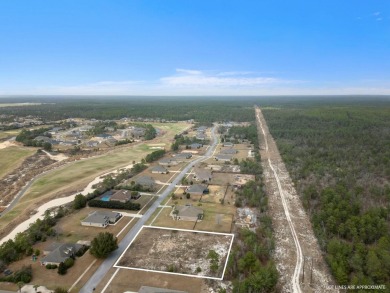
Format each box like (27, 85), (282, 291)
(0, 97), (255, 123)
(262, 104), (390, 287)
(225, 124), (278, 292)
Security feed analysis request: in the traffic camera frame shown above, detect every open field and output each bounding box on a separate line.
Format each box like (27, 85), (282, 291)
(94, 266), (206, 293)
(0, 146), (36, 179)
(0, 122), (189, 233)
(116, 227), (234, 279)
(0, 129), (21, 140)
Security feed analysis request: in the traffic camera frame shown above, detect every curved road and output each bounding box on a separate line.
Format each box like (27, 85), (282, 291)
(80, 125), (219, 293)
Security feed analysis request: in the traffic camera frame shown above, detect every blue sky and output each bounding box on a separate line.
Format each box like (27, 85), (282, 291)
(0, 0), (389, 95)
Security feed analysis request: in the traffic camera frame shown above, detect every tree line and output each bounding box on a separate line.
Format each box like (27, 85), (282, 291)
(262, 104), (390, 287)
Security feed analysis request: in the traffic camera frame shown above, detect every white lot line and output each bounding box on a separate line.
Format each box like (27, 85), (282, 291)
(149, 166), (195, 226)
(256, 108), (303, 293)
(101, 267), (120, 293)
(68, 259), (97, 292)
(113, 226), (234, 280)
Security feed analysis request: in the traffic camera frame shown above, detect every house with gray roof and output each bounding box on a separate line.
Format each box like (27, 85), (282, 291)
(215, 154), (233, 162)
(174, 153), (192, 160)
(220, 148), (238, 155)
(171, 204), (204, 222)
(189, 143), (203, 149)
(135, 176), (156, 189)
(223, 142), (234, 147)
(150, 165), (169, 174)
(81, 211), (122, 228)
(158, 158), (178, 166)
(41, 243), (84, 266)
(186, 184), (208, 196)
(193, 168), (212, 182)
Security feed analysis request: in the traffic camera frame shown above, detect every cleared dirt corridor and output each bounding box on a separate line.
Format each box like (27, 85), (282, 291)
(255, 107), (337, 293)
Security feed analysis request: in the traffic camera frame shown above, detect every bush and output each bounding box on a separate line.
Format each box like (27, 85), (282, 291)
(12, 265), (32, 283)
(45, 264), (58, 269)
(88, 199), (140, 210)
(75, 245), (89, 257)
(64, 258), (74, 269)
(73, 194), (87, 209)
(57, 262), (67, 275)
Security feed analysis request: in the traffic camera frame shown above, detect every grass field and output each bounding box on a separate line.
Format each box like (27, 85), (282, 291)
(0, 129), (21, 140)
(0, 146), (36, 178)
(0, 122), (190, 231)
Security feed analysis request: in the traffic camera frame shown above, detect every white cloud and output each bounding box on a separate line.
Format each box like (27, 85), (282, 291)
(1, 69), (390, 96)
(160, 69), (285, 87)
(32, 80), (145, 95)
(175, 68), (202, 75)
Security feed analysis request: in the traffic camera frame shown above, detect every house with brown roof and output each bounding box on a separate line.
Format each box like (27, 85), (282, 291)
(110, 190), (132, 203)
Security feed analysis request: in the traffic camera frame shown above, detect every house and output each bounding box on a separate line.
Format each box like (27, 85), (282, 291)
(197, 126), (207, 133)
(158, 158), (178, 166)
(196, 133), (206, 140)
(186, 184), (208, 196)
(215, 154), (233, 162)
(221, 148), (237, 155)
(135, 176), (156, 189)
(110, 190), (133, 202)
(150, 165), (169, 174)
(171, 204), (204, 222)
(193, 168), (212, 182)
(85, 140), (99, 148)
(223, 142), (234, 147)
(34, 136), (53, 144)
(174, 153), (192, 160)
(139, 287), (187, 293)
(189, 143), (203, 149)
(41, 243), (84, 266)
(81, 211), (122, 228)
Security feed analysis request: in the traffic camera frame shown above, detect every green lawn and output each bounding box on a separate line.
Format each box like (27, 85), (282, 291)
(0, 122), (190, 232)
(0, 129), (21, 140)
(0, 146), (36, 178)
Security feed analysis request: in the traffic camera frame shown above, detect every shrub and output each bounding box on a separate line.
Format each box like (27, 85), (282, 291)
(64, 258), (74, 269)
(57, 262), (67, 275)
(88, 199), (140, 210)
(45, 264), (58, 269)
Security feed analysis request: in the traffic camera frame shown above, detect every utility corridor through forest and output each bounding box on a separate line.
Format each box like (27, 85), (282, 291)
(255, 107), (337, 293)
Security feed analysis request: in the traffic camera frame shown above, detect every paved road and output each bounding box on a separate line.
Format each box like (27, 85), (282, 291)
(80, 125), (219, 293)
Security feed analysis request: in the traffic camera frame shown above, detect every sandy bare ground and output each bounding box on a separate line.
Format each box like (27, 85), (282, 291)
(117, 227), (232, 279)
(256, 107), (337, 293)
(42, 150), (69, 161)
(0, 140), (16, 149)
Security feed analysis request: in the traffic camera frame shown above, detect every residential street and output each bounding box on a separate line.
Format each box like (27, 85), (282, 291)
(80, 125), (219, 293)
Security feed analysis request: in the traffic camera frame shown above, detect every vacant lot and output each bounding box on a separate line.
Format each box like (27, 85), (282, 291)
(94, 266), (206, 293)
(0, 146), (35, 179)
(116, 227), (233, 279)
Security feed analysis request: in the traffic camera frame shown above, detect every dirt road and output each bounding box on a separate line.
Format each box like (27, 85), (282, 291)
(256, 107), (336, 293)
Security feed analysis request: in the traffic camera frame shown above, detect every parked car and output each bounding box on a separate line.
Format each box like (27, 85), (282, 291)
(3, 269), (12, 276)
